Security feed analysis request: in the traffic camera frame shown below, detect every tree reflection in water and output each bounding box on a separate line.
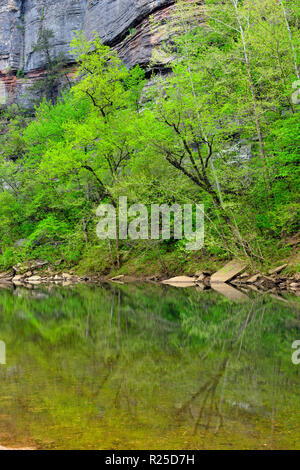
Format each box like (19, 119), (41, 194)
(0, 283), (299, 449)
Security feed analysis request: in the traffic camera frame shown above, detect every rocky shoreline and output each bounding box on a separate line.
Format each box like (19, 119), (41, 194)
(0, 260), (299, 296)
(160, 262), (300, 297)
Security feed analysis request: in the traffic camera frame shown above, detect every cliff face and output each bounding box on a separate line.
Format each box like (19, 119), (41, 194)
(0, 0), (175, 105)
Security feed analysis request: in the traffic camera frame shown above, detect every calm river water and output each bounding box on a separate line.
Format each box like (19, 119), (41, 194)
(0, 283), (299, 449)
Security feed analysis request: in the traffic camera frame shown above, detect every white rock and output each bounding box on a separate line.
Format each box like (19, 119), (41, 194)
(162, 276), (196, 287)
(27, 276), (42, 282)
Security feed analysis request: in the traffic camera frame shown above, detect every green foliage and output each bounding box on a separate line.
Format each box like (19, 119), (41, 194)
(16, 69), (24, 78)
(0, 0), (299, 272)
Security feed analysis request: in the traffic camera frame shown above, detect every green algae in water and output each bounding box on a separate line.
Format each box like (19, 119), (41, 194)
(0, 283), (299, 450)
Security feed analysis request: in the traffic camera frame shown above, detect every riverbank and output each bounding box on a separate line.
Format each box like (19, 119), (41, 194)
(0, 237), (299, 296)
(0, 259), (299, 297)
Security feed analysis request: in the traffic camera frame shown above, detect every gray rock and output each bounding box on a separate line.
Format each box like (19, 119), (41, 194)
(210, 260), (247, 284)
(0, 0), (174, 105)
(15, 239), (28, 247)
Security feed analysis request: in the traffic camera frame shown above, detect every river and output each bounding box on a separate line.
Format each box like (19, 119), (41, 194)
(0, 283), (299, 449)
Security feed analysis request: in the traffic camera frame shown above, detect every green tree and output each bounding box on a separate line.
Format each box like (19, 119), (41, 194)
(30, 29), (70, 104)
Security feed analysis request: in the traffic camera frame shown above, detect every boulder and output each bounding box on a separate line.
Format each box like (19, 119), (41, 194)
(30, 259), (48, 269)
(268, 264), (288, 275)
(24, 271), (33, 277)
(0, 271), (13, 279)
(162, 276), (196, 288)
(109, 275), (125, 281)
(195, 272), (205, 282)
(246, 274), (261, 284)
(210, 261), (247, 284)
(240, 272), (250, 279)
(279, 282), (287, 289)
(27, 276), (42, 282)
(62, 273), (73, 279)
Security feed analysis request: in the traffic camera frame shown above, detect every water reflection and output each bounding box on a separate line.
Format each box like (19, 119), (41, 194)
(0, 283), (299, 449)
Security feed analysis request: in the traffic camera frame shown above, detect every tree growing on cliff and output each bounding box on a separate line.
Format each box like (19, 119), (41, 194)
(30, 29), (70, 104)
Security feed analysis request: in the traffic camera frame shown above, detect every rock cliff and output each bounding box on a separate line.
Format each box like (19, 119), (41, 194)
(0, 0), (175, 105)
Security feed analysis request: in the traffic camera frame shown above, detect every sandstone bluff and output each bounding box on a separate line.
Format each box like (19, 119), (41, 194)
(0, 0), (174, 104)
